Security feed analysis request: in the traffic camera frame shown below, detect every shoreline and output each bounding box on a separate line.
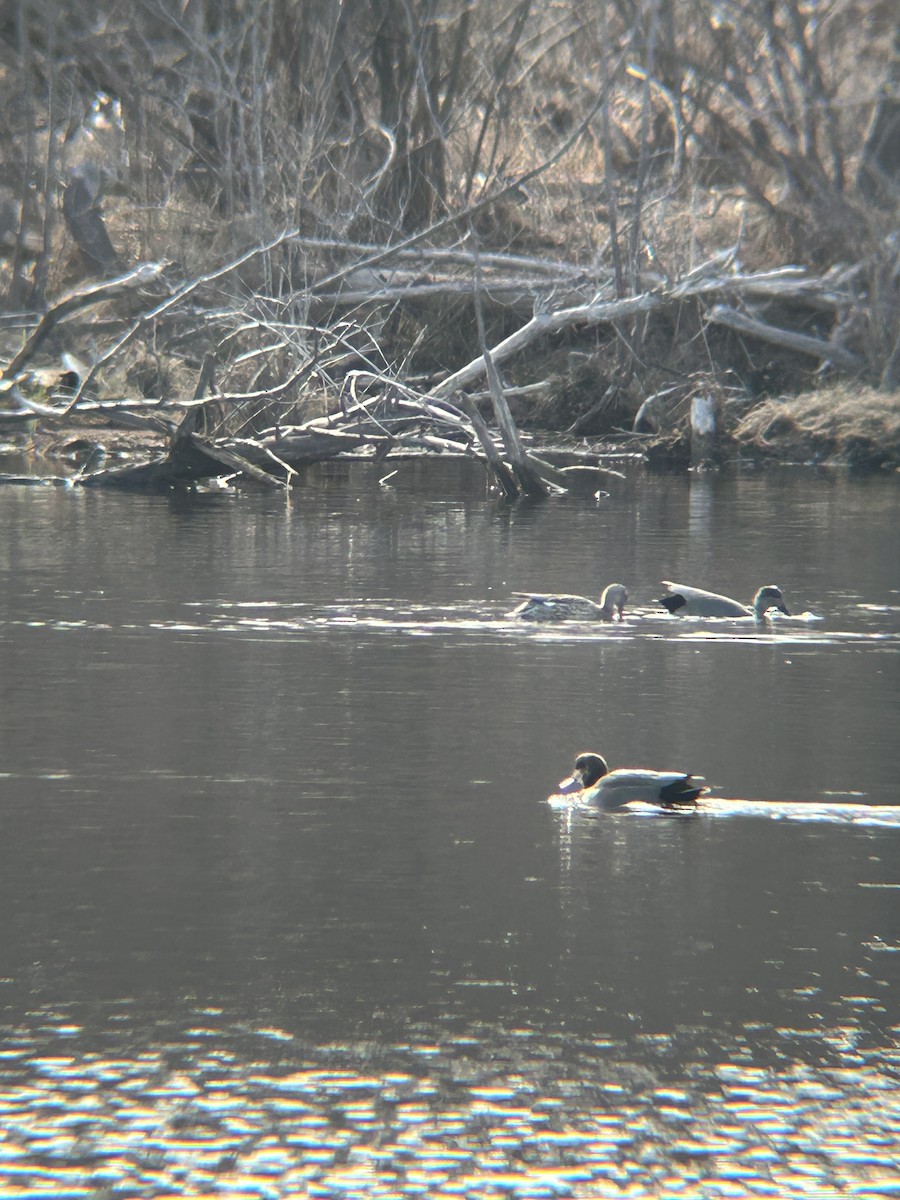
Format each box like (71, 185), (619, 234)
(2, 385), (898, 484)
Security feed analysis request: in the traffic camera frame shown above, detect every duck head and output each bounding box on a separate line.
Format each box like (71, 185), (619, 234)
(599, 583), (628, 620)
(753, 585), (790, 618)
(557, 751), (610, 793)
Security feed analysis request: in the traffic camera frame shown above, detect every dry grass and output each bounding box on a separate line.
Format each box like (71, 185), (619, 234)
(732, 383), (900, 469)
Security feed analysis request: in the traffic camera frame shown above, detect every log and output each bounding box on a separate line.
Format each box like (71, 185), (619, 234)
(429, 292), (659, 399)
(76, 453), (205, 491)
(705, 305), (866, 371)
(268, 428), (373, 461)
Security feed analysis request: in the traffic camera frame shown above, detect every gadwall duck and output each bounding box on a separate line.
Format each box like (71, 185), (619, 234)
(556, 751), (705, 810)
(657, 581), (789, 619)
(508, 583), (628, 623)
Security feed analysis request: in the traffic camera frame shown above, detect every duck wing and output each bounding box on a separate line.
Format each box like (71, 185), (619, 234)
(659, 581), (749, 617)
(508, 592), (599, 620)
(509, 592), (589, 602)
(589, 769), (704, 808)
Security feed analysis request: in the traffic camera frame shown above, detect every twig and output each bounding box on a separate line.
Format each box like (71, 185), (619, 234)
(67, 229), (304, 408)
(1, 262), (167, 383)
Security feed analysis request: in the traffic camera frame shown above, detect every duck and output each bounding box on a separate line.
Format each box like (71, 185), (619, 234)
(657, 581), (790, 620)
(508, 582), (628, 622)
(555, 751), (705, 810)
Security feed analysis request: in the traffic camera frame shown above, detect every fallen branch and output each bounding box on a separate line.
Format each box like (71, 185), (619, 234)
(1, 262), (167, 383)
(425, 261), (866, 403)
(706, 304), (866, 371)
(296, 236), (592, 280)
(473, 261), (549, 498)
(189, 435), (288, 488)
(311, 278), (588, 308)
(458, 394), (519, 498)
(429, 292), (659, 399)
(68, 228), (306, 407)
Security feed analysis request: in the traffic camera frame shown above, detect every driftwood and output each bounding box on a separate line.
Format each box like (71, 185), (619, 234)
(69, 375), (618, 495)
(82, 395), (629, 495)
(1, 216), (886, 493)
(74, 429), (286, 492)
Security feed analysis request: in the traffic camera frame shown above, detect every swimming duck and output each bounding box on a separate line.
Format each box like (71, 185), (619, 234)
(556, 751), (705, 810)
(508, 582), (628, 622)
(657, 581), (790, 619)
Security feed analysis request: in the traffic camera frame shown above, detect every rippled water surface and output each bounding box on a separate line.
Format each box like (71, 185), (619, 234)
(0, 462), (898, 1198)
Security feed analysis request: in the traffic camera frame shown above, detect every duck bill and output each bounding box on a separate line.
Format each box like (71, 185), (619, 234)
(777, 603), (790, 615)
(557, 774), (582, 794)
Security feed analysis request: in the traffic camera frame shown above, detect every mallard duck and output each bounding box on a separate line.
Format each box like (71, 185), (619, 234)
(657, 581), (790, 619)
(508, 582), (628, 622)
(556, 751), (705, 809)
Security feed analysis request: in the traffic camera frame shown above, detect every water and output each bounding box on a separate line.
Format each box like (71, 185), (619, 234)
(0, 463), (897, 1197)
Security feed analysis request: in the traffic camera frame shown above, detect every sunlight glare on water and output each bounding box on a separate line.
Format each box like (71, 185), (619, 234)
(0, 463), (897, 1196)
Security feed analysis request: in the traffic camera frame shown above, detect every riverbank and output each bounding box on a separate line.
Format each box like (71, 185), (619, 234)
(4, 380), (897, 487)
(633, 383), (900, 472)
(728, 385), (900, 470)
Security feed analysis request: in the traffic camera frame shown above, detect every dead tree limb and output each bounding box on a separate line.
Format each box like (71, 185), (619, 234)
(471, 252), (549, 497)
(429, 292), (659, 399)
(458, 394), (519, 499)
(68, 228), (305, 407)
(298, 237), (590, 279)
(0, 262), (167, 383)
(706, 305), (866, 371)
(189, 435), (287, 488)
(426, 262), (865, 403)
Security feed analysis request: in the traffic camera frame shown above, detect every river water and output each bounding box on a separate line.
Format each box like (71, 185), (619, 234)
(0, 462), (897, 1198)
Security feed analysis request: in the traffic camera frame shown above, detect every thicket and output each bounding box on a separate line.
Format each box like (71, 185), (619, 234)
(0, 0), (897, 468)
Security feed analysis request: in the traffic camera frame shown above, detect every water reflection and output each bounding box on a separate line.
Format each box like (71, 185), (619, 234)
(0, 465), (898, 1194)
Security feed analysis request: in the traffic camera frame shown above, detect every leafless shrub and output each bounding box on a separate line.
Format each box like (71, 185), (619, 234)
(1, 0), (896, 439)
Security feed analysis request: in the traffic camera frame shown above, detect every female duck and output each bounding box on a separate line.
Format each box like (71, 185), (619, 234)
(657, 581), (789, 620)
(556, 751), (704, 810)
(508, 582), (628, 623)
